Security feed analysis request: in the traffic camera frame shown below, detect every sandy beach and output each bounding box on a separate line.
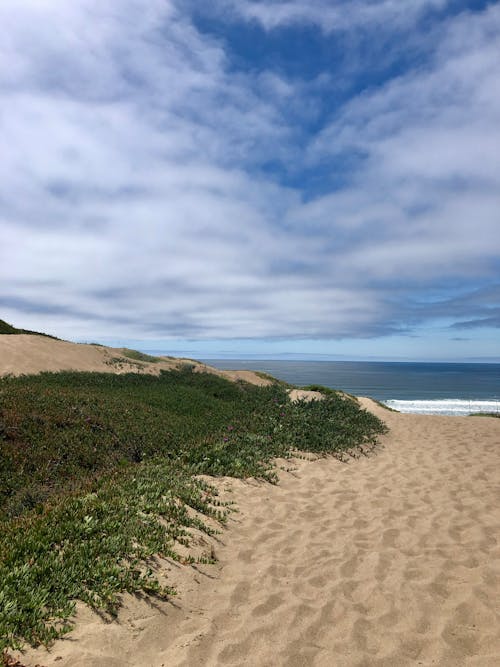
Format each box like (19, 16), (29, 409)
(16, 398), (500, 667)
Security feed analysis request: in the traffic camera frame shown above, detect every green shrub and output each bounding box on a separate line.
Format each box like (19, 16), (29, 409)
(0, 460), (224, 651)
(0, 368), (386, 651)
(0, 318), (58, 338)
(120, 348), (164, 363)
(469, 412), (500, 418)
(0, 369), (268, 518)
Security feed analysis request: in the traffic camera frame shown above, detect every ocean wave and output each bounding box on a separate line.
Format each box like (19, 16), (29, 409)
(382, 399), (500, 416)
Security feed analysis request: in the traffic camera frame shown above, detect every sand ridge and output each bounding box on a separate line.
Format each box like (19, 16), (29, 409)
(17, 400), (500, 666)
(0, 335), (271, 386)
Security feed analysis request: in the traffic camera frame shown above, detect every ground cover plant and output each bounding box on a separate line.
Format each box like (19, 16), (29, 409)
(119, 348), (164, 363)
(0, 368), (386, 654)
(468, 412), (500, 418)
(254, 371), (291, 387)
(300, 383), (338, 395)
(0, 368), (267, 519)
(0, 461), (225, 652)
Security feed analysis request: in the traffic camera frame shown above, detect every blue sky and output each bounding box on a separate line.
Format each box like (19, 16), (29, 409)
(1, 0), (499, 361)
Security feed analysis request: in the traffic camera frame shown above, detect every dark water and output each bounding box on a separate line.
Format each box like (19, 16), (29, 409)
(202, 360), (500, 416)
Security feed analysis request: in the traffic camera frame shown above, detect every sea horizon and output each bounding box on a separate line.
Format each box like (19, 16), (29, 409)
(142, 351), (500, 364)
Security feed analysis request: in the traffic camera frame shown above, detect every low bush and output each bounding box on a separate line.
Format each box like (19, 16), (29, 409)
(119, 348), (164, 363)
(0, 368), (386, 651)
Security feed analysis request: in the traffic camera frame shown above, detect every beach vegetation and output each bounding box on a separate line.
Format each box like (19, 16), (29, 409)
(468, 412), (500, 418)
(119, 348), (164, 363)
(254, 371), (291, 387)
(0, 319), (58, 339)
(299, 383), (358, 400)
(0, 368), (386, 653)
(300, 383), (335, 394)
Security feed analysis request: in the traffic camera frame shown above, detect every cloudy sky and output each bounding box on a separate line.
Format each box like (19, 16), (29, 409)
(1, 0), (499, 361)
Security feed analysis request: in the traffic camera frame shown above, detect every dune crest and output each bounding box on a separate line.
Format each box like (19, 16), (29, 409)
(0, 334), (270, 387)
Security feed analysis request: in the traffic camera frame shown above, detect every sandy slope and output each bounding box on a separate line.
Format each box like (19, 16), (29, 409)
(0, 334), (183, 377)
(17, 400), (500, 667)
(0, 335), (270, 386)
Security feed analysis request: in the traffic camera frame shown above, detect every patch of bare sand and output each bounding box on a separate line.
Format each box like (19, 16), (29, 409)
(16, 401), (500, 666)
(289, 388), (324, 402)
(207, 368), (272, 387)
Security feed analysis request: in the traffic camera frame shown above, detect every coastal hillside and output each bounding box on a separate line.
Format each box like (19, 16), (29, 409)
(1, 321), (387, 660)
(0, 324), (268, 387)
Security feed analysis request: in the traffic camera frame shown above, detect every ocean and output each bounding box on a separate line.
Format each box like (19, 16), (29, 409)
(201, 360), (500, 416)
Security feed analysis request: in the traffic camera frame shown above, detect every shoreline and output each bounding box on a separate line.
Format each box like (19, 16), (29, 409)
(202, 358), (500, 411)
(16, 399), (500, 667)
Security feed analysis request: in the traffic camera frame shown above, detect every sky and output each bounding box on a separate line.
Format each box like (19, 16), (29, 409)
(1, 0), (499, 361)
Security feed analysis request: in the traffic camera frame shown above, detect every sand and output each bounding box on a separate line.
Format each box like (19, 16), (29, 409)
(15, 399), (500, 667)
(0, 335), (270, 386)
(0, 334), (177, 376)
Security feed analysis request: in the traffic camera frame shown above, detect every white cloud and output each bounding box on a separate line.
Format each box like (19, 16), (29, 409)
(0, 0), (499, 344)
(300, 3), (500, 282)
(215, 0), (449, 32)
(0, 0), (298, 339)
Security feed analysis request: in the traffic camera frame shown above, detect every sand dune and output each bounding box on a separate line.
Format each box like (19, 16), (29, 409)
(17, 400), (500, 666)
(0, 335), (270, 386)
